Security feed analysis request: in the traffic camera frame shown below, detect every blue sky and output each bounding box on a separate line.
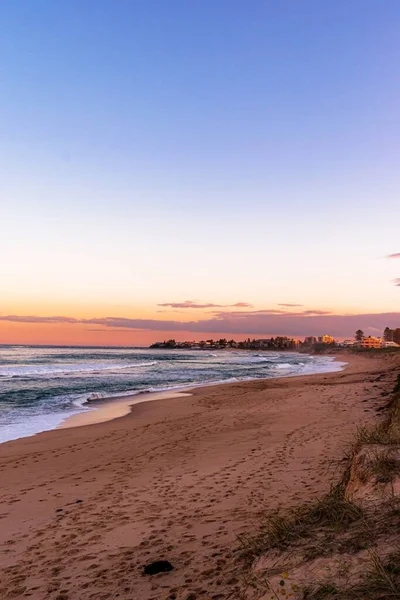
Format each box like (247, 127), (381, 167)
(1, 1), (400, 344)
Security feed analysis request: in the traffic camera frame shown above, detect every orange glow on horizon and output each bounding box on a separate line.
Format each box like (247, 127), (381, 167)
(0, 322), (260, 347)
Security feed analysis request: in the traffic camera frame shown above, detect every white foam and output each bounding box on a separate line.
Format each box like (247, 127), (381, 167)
(0, 361), (158, 378)
(0, 409), (87, 444)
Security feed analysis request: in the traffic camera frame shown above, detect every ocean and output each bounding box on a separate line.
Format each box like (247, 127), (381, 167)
(0, 346), (345, 443)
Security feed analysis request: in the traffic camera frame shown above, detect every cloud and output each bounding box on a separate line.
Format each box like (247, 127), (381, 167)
(158, 301), (221, 309)
(388, 253), (400, 259)
(0, 315), (78, 324)
(231, 302), (253, 307)
(301, 310), (332, 315)
(86, 328), (137, 333)
(278, 303), (304, 307)
(2, 311), (400, 338)
(394, 279), (400, 287)
(211, 308), (332, 318)
(157, 300), (253, 309)
(210, 309), (290, 318)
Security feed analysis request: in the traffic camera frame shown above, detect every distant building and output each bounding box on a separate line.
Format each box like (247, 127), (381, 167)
(360, 336), (382, 349)
(381, 341), (400, 348)
(304, 336), (318, 345)
(318, 335), (335, 344)
(342, 340), (355, 347)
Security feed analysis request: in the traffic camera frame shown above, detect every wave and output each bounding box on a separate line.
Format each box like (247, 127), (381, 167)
(72, 389), (142, 407)
(0, 361), (159, 378)
(223, 353), (294, 365)
(70, 383), (199, 407)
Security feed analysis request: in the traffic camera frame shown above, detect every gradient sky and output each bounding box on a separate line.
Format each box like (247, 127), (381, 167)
(1, 1), (400, 346)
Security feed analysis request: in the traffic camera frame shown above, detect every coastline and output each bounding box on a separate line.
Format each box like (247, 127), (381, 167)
(0, 349), (341, 445)
(57, 352), (344, 431)
(1, 351), (398, 599)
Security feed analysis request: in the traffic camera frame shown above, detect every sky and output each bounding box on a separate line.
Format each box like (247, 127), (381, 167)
(1, 0), (400, 346)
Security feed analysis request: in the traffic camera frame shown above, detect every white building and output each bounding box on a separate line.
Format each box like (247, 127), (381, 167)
(381, 341), (400, 348)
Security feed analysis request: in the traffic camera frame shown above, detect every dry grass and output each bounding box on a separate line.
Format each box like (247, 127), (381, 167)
(237, 482), (366, 566)
(358, 550), (400, 599)
(355, 423), (392, 446)
(370, 449), (400, 484)
(354, 383), (400, 447)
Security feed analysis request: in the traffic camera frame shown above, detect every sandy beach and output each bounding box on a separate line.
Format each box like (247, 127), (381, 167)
(0, 352), (399, 600)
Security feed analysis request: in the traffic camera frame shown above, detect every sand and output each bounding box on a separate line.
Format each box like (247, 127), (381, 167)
(0, 352), (399, 600)
(57, 391), (192, 429)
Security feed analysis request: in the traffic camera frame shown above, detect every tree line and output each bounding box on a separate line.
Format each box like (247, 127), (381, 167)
(150, 337), (298, 350)
(355, 328), (400, 344)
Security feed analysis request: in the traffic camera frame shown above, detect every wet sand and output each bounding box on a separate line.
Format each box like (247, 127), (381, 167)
(0, 352), (398, 600)
(58, 391), (192, 429)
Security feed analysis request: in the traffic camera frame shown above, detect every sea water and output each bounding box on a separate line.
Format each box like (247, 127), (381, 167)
(0, 346), (345, 443)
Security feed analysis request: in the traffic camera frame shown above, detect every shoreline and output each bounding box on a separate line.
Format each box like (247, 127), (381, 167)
(1, 351), (397, 599)
(0, 349), (342, 445)
(57, 390), (192, 429)
(57, 353), (345, 431)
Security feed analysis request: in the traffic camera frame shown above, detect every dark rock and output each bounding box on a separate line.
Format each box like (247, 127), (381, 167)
(143, 560), (174, 575)
(55, 508), (63, 513)
(75, 499), (83, 503)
